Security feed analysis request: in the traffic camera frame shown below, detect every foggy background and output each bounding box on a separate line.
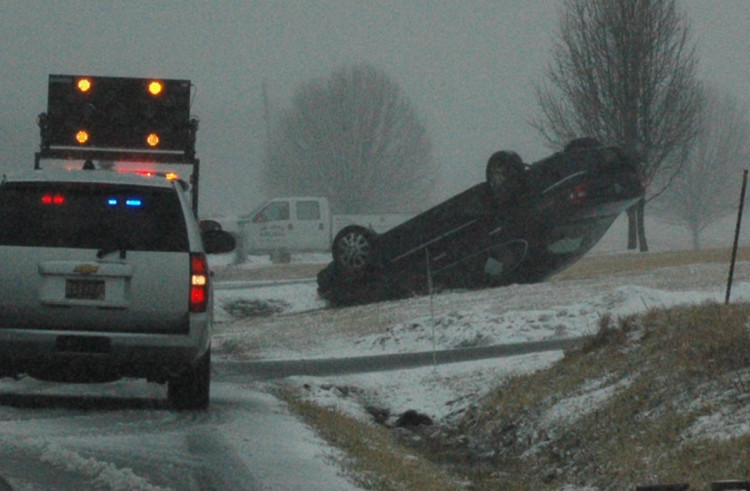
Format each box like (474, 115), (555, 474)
(0, 0), (748, 217)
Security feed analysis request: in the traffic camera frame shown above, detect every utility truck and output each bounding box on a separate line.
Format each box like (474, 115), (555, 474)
(236, 196), (413, 262)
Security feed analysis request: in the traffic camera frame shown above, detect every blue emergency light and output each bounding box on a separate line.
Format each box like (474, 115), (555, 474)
(107, 197), (143, 207)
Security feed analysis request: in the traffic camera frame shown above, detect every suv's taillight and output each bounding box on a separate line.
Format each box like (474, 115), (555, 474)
(190, 253), (209, 313)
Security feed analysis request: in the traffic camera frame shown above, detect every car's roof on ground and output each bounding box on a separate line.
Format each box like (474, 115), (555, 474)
(2, 168), (178, 188)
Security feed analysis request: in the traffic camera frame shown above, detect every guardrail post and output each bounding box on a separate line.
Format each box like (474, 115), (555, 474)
(425, 247), (437, 367)
(726, 169), (748, 304)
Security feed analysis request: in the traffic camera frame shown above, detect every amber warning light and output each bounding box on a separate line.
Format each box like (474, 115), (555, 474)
(76, 78), (92, 93)
(75, 130), (89, 144)
(148, 80), (163, 96)
(129, 170), (179, 181)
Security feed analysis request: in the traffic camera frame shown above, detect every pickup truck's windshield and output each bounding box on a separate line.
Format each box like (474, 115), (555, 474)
(0, 182), (189, 251)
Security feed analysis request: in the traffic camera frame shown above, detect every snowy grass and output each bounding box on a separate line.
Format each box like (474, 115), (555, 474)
(557, 245), (750, 280)
(212, 248), (750, 489)
(445, 303), (750, 489)
(275, 386), (463, 491)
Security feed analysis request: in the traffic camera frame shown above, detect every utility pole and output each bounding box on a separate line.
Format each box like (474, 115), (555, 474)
(262, 80), (272, 150)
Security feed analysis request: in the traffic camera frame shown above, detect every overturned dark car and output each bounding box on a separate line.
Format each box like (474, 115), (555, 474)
(317, 138), (644, 305)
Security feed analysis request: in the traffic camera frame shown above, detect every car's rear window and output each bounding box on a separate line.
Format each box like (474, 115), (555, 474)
(0, 181), (189, 251)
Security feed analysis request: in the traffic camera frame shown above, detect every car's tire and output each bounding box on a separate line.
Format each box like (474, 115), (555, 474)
(332, 225), (376, 277)
(486, 150), (525, 197)
(168, 346), (210, 410)
(564, 137), (601, 152)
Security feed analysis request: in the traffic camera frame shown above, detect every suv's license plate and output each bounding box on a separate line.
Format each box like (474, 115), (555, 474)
(65, 279), (105, 300)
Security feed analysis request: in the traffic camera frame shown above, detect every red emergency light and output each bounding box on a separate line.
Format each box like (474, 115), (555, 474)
(41, 194), (65, 205)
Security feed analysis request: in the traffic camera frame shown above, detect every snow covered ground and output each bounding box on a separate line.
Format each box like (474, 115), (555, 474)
(212, 253), (750, 440)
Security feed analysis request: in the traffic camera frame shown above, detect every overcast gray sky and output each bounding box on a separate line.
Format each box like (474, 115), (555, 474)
(0, 0), (748, 215)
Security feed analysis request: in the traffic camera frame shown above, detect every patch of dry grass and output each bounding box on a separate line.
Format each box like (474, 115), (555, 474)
(554, 246), (750, 280)
(274, 386), (464, 490)
(450, 302), (750, 489)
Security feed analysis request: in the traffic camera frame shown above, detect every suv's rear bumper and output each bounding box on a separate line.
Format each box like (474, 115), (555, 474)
(0, 318), (210, 383)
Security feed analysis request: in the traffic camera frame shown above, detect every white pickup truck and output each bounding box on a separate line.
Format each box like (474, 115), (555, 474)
(234, 196), (412, 262)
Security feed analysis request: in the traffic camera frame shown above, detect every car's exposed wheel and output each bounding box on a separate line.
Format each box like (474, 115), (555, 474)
(332, 225), (376, 276)
(168, 346), (210, 410)
(564, 137), (601, 152)
(486, 150), (525, 197)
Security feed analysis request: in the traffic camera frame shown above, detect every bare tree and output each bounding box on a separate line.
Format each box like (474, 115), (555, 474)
(532, 0), (702, 251)
(651, 87), (750, 249)
(264, 63), (435, 214)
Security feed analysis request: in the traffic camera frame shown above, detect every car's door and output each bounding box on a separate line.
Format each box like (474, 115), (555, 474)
(248, 199), (292, 251)
(288, 199), (328, 251)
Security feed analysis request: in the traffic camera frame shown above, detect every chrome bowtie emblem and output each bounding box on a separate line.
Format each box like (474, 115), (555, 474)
(73, 264), (99, 275)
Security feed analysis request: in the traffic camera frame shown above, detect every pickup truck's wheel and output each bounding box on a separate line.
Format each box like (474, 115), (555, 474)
(168, 346), (210, 410)
(333, 225), (376, 276)
(486, 150), (525, 197)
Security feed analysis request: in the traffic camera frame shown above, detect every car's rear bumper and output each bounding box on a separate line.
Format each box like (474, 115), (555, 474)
(0, 321), (211, 383)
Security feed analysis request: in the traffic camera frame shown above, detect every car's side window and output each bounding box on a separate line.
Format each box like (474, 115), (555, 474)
(253, 201), (290, 222)
(296, 200), (321, 221)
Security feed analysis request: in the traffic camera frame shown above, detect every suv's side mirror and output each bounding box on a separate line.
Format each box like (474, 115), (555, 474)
(202, 230), (236, 254)
(199, 219), (222, 232)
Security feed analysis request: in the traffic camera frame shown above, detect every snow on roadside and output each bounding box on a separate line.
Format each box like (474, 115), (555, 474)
(213, 281), (324, 324)
(681, 368), (750, 441)
(214, 268), (750, 440)
(352, 284), (731, 354)
(529, 375), (635, 452)
(214, 281), (750, 357)
(287, 352), (563, 426)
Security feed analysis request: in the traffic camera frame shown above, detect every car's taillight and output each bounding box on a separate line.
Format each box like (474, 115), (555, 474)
(190, 253), (209, 313)
(570, 183), (589, 204)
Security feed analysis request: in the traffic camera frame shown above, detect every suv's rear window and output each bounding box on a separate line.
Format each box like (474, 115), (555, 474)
(0, 181), (189, 251)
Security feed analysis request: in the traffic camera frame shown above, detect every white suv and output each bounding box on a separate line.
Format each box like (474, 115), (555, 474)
(0, 168), (233, 409)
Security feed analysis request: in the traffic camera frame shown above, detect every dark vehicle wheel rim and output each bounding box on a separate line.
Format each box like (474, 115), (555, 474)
(487, 164), (507, 189)
(486, 150), (524, 196)
(337, 231), (371, 271)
